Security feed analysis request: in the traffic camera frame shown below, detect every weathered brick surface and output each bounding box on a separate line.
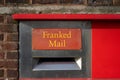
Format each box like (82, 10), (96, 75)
(0, 15), (4, 23)
(0, 0), (120, 5)
(0, 14), (18, 79)
(88, 0), (113, 6)
(6, 61), (18, 68)
(0, 52), (5, 59)
(33, 0), (84, 4)
(0, 34), (4, 41)
(9, 78), (18, 80)
(2, 42), (18, 51)
(0, 0), (4, 5)
(59, 0), (83, 4)
(0, 60), (18, 68)
(6, 0), (29, 3)
(0, 60), (18, 69)
(0, 24), (18, 33)
(0, 69), (4, 77)
(7, 52), (18, 59)
(5, 15), (16, 24)
(7, 69), (18, 77)
(113, 0), (120, 6)
(0, 61), (4, 68)
(6, 33), (18, 42)
(33, 0), (57, 4)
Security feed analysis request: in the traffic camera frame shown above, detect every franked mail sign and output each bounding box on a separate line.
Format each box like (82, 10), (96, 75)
(32, 29), (81, 50)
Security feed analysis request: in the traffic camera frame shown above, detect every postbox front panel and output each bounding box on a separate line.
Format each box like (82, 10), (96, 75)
(19, 21), (91, 78)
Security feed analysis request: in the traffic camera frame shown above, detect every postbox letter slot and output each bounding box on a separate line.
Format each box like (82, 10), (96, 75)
(32, 58), (82, 71)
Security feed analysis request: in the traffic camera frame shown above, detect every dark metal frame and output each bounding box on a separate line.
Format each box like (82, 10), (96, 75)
(19, 21), (91, 78)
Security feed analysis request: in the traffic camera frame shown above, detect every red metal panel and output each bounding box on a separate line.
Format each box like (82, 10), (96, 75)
(13, 14), (120, 20)
(92, 21), (120, 78)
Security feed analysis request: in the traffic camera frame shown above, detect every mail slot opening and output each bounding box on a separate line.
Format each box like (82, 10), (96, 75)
(33, 58), (82, 71)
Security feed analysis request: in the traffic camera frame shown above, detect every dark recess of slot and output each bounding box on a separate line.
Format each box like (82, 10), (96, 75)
(33, 58), (81, 71)
(38, 58), (75, 63)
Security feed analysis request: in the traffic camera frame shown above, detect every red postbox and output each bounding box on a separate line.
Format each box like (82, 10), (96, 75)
(13, 14), (120, 80)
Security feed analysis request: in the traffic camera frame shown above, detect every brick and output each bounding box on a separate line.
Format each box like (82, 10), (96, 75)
(6, 0), (29, 4)
(33, 0), (83, 4)
(9, 78), (19, 80)
(0, 34), (4, 41)
(88, 0), (113, 6)
(0, 52), (5, 59)
(0, 61), (4, 68)
(84, 0), (88, 5)
(0, 15), (4, 23)
(0, 0), (4, 5)
(113, 0), (120, 6)
(61, 0), (73, 3)
(0, 0), (4, 6)
(6, 0), (17, 3)
(7, 52), (18, 59)
(33, 0), (57, 4)
(0, 69), (4, 77)
(0, 24), (18, 33)
(5, 15), (17, 24)
(0, 43), (2, 51)
(7, 70), (18, 78)
(60, 0), (83, 4)
(0, 60), (18, 68)
(6, 61), (18, 68)
(2, 43), (18, 51)
(7, 33), (18, 42)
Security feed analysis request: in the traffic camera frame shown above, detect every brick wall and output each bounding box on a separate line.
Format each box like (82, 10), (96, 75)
(0, 0), (120, 5)
(0, 0), (120, 80)
(0, 15), (18, 80)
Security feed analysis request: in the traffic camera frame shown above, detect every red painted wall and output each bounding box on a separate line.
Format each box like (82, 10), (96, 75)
(92, 21), (120, 78)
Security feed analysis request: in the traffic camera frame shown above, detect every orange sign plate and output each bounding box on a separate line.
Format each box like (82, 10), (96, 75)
(32, 29), (81, 50)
